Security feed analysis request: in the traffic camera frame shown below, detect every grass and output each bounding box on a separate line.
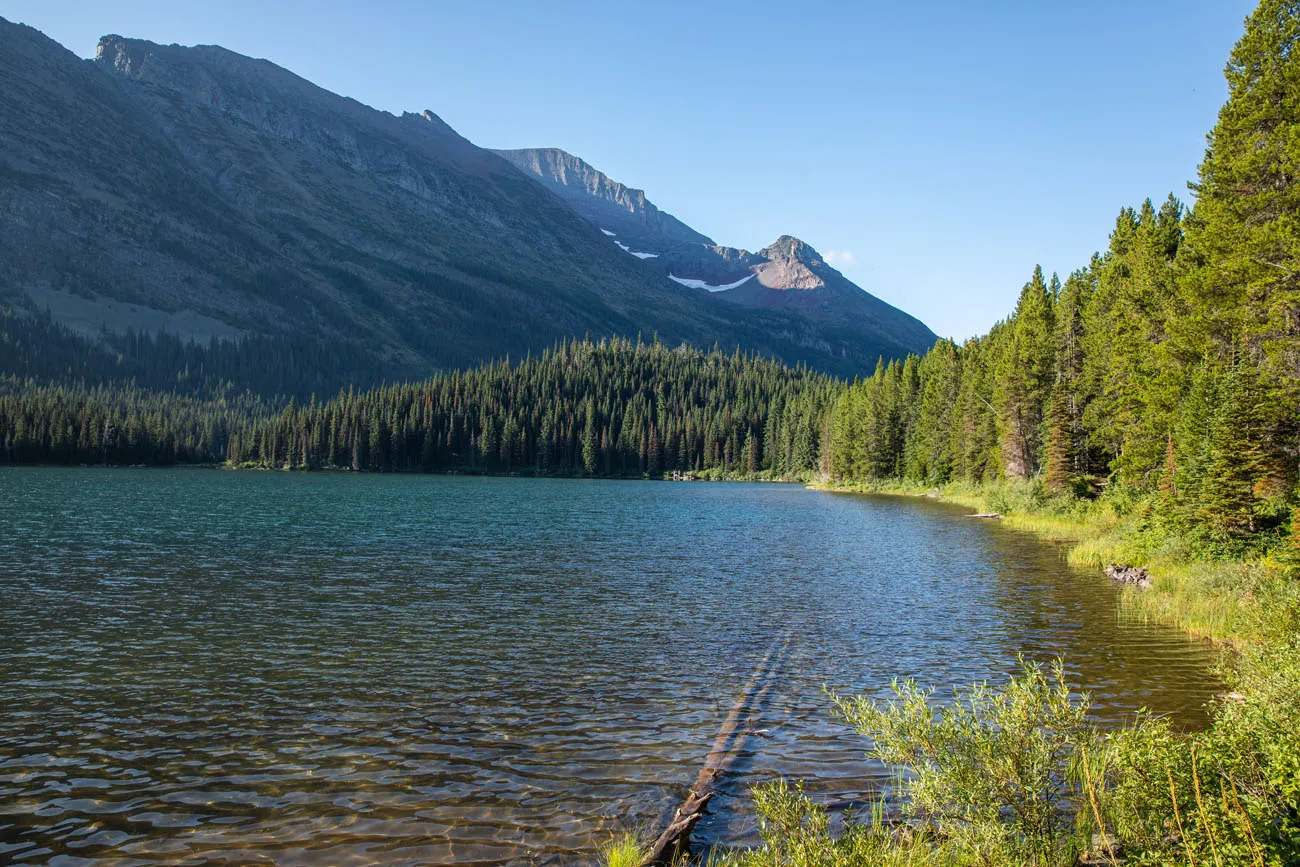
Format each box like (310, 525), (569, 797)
(760, 476), (1300, 866)
(599, 831), (648, 867)
(815, 477), (1265, 647)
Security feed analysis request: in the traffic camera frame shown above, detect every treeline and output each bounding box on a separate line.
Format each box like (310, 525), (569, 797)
(0, 378), (268, 466)
(828, 211), (1295, 543)
(826, 2), (1300, 546)
(232, 339), (833, 476)
(0, 339), (834, 477)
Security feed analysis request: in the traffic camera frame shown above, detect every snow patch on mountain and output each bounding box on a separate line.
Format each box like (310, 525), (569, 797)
(600, 228), (616, 236)
(668, 273), (756, 292)
(615, 240), (659, 259)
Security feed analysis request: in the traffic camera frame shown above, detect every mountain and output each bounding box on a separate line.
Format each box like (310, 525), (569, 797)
(491, 148), (713, 247)
(493, 148), (937, 354)
(0, 18), (936, 394)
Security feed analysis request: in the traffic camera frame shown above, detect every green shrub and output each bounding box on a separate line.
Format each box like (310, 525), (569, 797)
(985, 480), (1049, 517)
(710, 779), (947, 867)
(831, 659), (1093, 866)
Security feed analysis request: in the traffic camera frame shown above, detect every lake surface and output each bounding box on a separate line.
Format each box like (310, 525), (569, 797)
(0, 469), (1220, 865)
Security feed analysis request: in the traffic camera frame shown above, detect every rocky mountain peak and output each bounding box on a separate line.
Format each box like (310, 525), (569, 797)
(1, 17), (936, 379)
(496, 148), (629, 203)
(405, 109), (459, 138)
(94, 34), (146, 74)
(755, 235), (830, 290)
(761, 235), (822, 265)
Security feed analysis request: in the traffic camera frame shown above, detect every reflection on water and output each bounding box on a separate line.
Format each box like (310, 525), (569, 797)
(0, 469), (1219, 865)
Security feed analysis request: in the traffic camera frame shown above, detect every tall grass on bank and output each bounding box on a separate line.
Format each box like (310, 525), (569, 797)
(816, 478), (1277, 646)
(740, 478), (1300, 866)
(600, 832), (647, 867)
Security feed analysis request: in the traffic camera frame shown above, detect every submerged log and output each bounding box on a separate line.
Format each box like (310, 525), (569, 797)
(639, 634), (790, 867)
(640, 771), (719, 866)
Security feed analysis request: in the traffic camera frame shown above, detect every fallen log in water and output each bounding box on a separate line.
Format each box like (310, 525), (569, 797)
(639, 633), (790, 867)
(965, 512), (1003, 519)
(639, 775), (717, 867)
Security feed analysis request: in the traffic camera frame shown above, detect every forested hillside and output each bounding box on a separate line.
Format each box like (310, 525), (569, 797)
(0, 18), (936, 388)
(0, 380), (269, 466)
(0, 339), (833, 478)
(0, 309), (394, 398)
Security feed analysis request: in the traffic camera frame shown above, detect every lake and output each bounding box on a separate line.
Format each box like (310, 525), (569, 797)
(0, 469), (1220, 865)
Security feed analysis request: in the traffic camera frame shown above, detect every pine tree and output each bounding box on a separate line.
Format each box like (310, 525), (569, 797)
(1042, 380), (1072, 495)
(1179, 0), (1300, 498)
(1053, 268), (1093, 474)
(995, 267), (1055, 479)
(1198, 368), (1265, 540)
(581, 402), (598, 476)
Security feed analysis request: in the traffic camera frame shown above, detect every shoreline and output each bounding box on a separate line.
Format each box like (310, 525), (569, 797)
(1, 461), (815, 484)
(808, 480), (1270, 658)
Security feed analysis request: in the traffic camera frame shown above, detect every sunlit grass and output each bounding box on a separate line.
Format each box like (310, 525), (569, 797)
(600, 831), (647, 867)
(787, 477), (1299, 865)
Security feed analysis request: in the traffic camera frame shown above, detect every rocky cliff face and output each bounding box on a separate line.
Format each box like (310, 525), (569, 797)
(754, 236), (831, 290)
(0, 18), (935, 388)
(492, 148), (713, 247)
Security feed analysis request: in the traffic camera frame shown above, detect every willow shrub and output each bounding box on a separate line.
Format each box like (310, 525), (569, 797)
(832, 659), (1095, 867)
(709, 779), (940, 867)
(721, 648), (1299, 867)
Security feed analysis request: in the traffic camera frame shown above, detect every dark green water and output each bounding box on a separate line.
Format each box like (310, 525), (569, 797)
(0, 469), (1219, 865)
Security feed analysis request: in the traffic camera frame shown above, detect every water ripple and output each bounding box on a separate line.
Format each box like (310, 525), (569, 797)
(0, 470), (1220, 865)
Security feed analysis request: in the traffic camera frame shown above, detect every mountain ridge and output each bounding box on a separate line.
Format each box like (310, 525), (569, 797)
(0, 18), (936, 393)
(494, 147), (937, 353)
(492, 148), (714, 247)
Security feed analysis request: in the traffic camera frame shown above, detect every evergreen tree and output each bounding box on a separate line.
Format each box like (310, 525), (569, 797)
(1179, 0), (1300, 501)
(1198, 368), (1266, 539)
(1053, 268), (1094, 474)
(581, 402), (598, 476)
(1042, 380), (1072, 495)
(996, 267), (1055, 479)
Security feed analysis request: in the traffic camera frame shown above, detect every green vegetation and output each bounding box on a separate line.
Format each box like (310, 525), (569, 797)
(830, 660), (1093, 866)
(4, 2), (1300, 864)
(715, 648), (1297, 867)
(1, 338), (832, 478)
(710, 663), (1104, 867)
(721, 3), (1300, 864)
(0, 307), (397, 399)
(601, 832), (649, 867)
(0, 378), (270, 466)
(231, 338), (832, 476)
(821, 0), (1299, 560)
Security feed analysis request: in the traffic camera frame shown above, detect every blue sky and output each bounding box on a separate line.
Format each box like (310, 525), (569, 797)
(6, 0), (1256, 340)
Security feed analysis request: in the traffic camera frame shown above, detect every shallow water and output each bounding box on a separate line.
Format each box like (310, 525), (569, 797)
(0, 469), (1219, 865)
